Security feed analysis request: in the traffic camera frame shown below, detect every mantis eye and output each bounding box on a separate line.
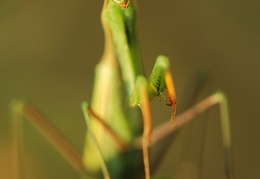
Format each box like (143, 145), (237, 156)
(113, 0), (130, 9)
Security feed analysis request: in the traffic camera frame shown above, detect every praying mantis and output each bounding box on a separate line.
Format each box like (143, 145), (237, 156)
(10, 0), (235, 179)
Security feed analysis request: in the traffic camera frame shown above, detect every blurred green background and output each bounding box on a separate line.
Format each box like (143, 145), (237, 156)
(0, 0), (259, 178)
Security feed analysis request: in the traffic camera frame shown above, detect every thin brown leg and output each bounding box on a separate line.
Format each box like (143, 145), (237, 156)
(134, 92), (235, 179)
(10, 100), (86, 177)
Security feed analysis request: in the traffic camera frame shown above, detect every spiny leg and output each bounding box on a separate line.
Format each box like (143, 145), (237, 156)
(134, 91), (235, 179)
(130, 56), (177, 179)
(9, 100), (86, 178)
(148, 55), (177, 124)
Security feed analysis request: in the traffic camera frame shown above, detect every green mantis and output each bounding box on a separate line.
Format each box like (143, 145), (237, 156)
(82, 0), (176, 178)
(80, 1), (176, 178)
(10, 0), (235, 179)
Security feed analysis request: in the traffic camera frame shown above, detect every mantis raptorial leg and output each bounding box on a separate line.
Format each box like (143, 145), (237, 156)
(10, 0), (235, 179)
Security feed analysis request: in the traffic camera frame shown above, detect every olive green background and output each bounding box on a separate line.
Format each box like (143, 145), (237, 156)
(0, 0), (259, 178)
